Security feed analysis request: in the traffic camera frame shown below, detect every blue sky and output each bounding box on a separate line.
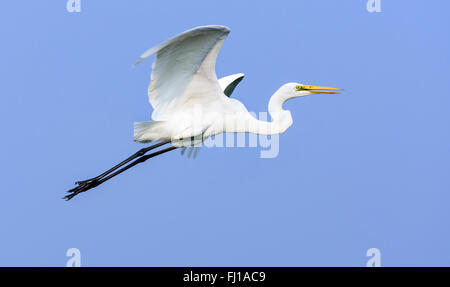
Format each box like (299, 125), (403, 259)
(0, 1), (449, 266)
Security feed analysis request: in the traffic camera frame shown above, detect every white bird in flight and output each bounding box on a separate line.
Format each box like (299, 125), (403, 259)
(65, 25), (342, 200)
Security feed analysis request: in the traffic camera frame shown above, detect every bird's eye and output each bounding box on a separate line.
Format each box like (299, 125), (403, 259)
(296, 85), (303, 91)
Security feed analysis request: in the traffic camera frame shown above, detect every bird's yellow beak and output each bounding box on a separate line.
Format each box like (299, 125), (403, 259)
(296, 84), (343, 94)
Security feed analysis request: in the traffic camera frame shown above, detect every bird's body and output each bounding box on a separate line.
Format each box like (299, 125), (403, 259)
(64, 25), (342, 200)
(133, 87), (292, 145)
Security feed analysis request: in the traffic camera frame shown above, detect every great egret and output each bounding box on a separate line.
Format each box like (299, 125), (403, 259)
(65, 25), (342, 200)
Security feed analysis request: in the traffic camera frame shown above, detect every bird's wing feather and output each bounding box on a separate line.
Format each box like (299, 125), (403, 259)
(134, 25), (230, 120)
(218, 73), (244, 97)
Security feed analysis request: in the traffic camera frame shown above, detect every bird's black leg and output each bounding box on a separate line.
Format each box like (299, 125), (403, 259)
(64, 145), (178, 200)
(74, 140), (170, 186)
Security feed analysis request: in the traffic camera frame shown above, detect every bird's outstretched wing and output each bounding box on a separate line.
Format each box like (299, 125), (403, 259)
(134, 25), (230, 121)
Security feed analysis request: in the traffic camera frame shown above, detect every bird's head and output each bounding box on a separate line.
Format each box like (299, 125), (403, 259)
(273, 83), (343, 106)
(269, 82), (343, 124)
(287, 82), (344, 97)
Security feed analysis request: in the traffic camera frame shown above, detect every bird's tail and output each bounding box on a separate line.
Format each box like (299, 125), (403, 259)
(133, 121), (167, 143)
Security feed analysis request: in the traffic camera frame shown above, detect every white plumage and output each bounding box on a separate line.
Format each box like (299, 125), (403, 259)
(133, 25), (342, 146)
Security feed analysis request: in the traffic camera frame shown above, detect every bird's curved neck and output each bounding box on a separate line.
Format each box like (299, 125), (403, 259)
(247, 88), (293, 135)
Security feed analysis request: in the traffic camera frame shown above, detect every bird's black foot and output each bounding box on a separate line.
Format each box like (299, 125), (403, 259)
(74, 178), (97, 186)
(64, 180), (99, 201)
